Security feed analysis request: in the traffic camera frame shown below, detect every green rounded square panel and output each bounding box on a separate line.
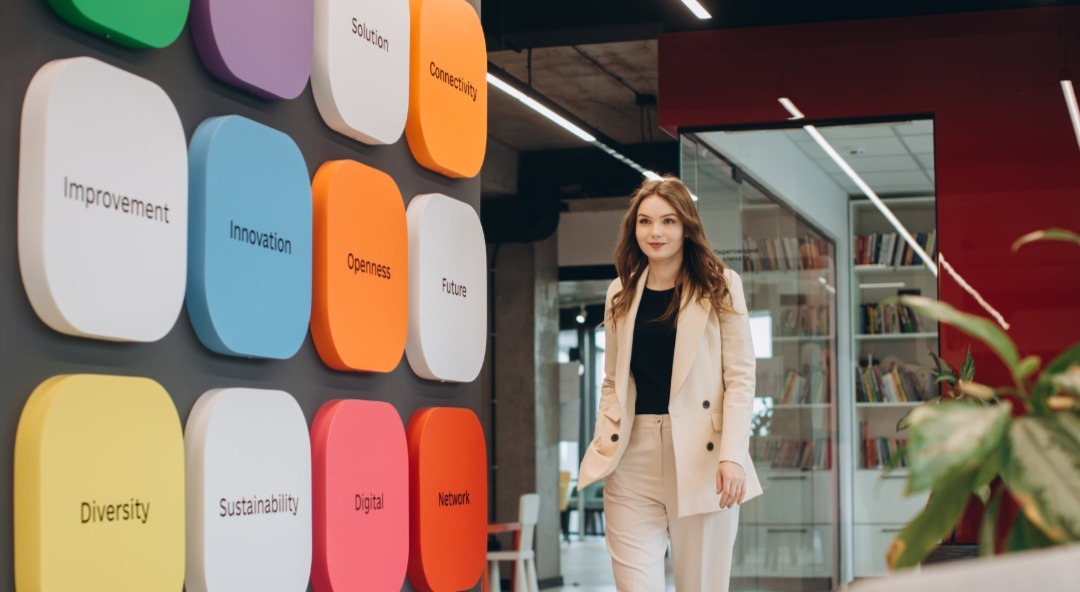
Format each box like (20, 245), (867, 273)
(47, 0), (190, 48)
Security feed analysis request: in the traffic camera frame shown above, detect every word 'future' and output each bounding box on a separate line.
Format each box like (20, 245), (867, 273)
(441, 278), (467, 298)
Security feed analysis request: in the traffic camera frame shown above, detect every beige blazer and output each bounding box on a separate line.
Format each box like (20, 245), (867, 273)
(577, 267), (763, 518)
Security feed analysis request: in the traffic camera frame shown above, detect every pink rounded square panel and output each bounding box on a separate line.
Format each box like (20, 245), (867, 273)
(191, 0), (313, 99)
(310, 400), (408, 592)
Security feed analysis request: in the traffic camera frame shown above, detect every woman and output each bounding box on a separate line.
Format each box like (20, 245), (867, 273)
(577, 176), (762, 592)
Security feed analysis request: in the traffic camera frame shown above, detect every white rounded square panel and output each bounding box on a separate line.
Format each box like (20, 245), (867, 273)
(405, 194), (487, 382)
(18, 57), (188, 342)
(312, 0), (410, 144)
(185, 388), (312, 592)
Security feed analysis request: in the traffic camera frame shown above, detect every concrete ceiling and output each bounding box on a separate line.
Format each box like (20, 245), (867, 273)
(481, 1), (1079, 199)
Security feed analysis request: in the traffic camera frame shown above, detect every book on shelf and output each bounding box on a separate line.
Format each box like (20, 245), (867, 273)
(854, 229), (937, 267)
(860, 421), (908, 468)
(777, 300), (831, 337)
(776, 368), (830, 405)
(762, 437), (833, 470)
(743, 236), (830, 272)
(855, 358), (934, 403)
(860, 300), (926, 334)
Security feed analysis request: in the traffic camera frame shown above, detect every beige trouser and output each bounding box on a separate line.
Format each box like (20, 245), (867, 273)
(604, 414), (739, 592)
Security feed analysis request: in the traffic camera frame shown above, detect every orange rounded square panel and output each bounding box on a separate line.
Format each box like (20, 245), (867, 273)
(405, 0), (487, 178)
(311, 160), (408, 372)
(407, 407), (487, 592)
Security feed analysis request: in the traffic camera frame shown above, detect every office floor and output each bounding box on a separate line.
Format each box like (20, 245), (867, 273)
(554, 535), (676, 592)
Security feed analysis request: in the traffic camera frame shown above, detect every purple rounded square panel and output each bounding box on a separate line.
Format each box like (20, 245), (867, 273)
(191, 0), (313, 100)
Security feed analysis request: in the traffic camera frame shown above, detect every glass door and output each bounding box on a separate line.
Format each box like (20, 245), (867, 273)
(682, 135), (839, 591)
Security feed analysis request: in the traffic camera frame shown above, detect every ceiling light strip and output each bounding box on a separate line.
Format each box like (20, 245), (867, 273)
(486, 73), (596, 142)
(938, 253), (1010, 331)
(679, 0), (712, 19)
(858, 282), (906, 289)
(778, 97), (805, 120)
(488, 70), (666, 184)
(1062, 80), (1080, 153)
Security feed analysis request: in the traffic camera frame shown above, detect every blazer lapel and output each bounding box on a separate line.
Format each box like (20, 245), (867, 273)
(670, 293), (710, 401)
(615, 268), (648, 408)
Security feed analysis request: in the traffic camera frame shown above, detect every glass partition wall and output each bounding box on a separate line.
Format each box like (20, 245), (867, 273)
(682, 136), (839, 590)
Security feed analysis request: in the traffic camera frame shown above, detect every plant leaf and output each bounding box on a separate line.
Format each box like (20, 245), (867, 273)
(1055, 370), (1080, 396)
(1034, 343), (1080, 402)
(972, 450), (1001, 504)
(1004, 510), (1056, 552)
(887, 469), (978, 570)
(905, 403), (1012, 495)
(896, 397), (942, 432)
(1012, 228), (1080, 252)
(958, 381), (998, 402)
(930, 352), (958, 385)
(960, 345), (977, 383)
(979, 487), (1003, 556)
(1001, 416), (1080, 542)
(898, 296), (1020, 370)
(1016, 356), (1041, 381)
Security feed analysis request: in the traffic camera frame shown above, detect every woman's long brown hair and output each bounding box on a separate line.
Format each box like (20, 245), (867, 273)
(608, 176), (732, 327)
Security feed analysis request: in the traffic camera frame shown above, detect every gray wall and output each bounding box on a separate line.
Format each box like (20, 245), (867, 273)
(0, 1), (481, 590)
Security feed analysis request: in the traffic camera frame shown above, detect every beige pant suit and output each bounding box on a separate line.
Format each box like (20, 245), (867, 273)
(578, 268), (762, 592)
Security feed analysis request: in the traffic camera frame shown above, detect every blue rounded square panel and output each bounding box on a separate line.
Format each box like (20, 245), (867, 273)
(187, 115), (312, 359)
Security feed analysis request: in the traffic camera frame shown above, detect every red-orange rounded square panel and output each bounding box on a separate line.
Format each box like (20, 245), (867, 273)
(407, 407), (487, 592)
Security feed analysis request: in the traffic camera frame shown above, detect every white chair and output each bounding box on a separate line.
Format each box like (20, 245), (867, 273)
(487, 493), (540, 592)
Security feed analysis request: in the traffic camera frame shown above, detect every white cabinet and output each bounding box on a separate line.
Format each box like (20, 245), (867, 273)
(735, 524), (834, 578)
(853, 470), (929, 525)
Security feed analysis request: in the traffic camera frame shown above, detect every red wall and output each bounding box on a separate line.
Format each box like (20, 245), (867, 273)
(659, 7), (1080, 388)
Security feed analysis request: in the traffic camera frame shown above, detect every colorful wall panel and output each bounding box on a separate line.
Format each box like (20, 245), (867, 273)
(190, 0), (314, 99)
(187, 115), (313, 360)
(13, 375), (185, 592)
(1, 2), (483, 586)
(311, 400), (409, 592)
(405, 0), (487, 178)
(311, 160), (409, 372)
(18, 56), (188, 343)
(312, 0), (411, 144)
(46, 0), (190, 48)
(185, 388), (313, 592)
(406, 407), (487, 592)
(405, 193), (487, 382)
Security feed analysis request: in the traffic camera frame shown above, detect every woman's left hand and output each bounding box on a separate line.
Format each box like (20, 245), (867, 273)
(716, 461), (746, 509)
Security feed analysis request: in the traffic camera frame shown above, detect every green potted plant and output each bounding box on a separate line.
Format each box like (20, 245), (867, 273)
(885, 228), (1080, 570)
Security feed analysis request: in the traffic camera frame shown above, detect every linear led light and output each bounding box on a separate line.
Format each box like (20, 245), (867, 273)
(1062, 81), (1080, 153)
(859, 282), (906, 289)
(778, 98), (938, 277)
(488, 71), (680, 189)
(487, 72), (596, 142)
(778, 97), (805, 120)
(679, 0), (712, 19)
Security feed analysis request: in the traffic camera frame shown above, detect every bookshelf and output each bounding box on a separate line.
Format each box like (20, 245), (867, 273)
(849, 197), (937, 576)
(733, 204), (838, 585)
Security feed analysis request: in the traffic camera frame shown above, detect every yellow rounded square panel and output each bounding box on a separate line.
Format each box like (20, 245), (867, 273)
(13, 374), (185, 592)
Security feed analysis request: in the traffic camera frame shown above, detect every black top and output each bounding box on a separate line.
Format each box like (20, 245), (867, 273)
(630, 286), (679, 415)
